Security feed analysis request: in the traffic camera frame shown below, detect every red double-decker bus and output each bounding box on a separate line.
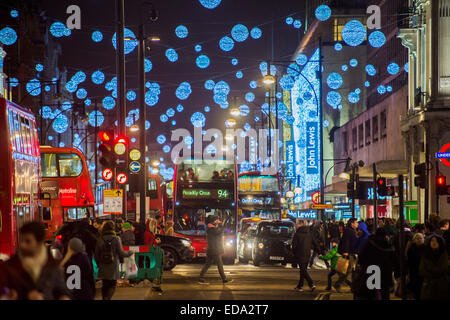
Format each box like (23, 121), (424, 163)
(0, 98), (40, 260)
(173, 158), (238, 264)
(39, 146), (95, 240)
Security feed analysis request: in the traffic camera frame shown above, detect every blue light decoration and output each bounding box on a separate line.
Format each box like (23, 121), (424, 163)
(244, 123), (251, 131)
(327, 91), (342, 108)
(355, 88), (361, 94)
(195, 44), (202, 52)
(276, 102), (288, 118)
(276, 92), (283, 99)
(250, 27), (262, 39)
(365, 81), (370, 87)
(72, 71), (86, 84)
(160, 114), (168, 123)
(285, 115), (294, 125)
(204, 106), (210, 112)
(334, 43), (343, 51)
(88, 110), (104, 127)
(185, 136), (194, 145)
(145, 58), (152, 72)
(293, 20), (302, 29)
(166, 108), (175, 117)
(387, 62), (400, 75)
(280, 75), (295, 90)
(127, 90), (136, 101)
(231, 58), (238, 66)
(287, 63), (300, 77)
(231, 24), (249, 42)
(239, 104), (250, 116)
(9, 78), (19, 87)
(350, 59), (358, 67)
(377, 85), (387, 94)
(26, 79), (41, 96)
(165, 48), (179, 62)
(145, 120), (151, 130)
(45, 85), (50, 92)
(204, 79), (215, 90)
(40, 106), (53, 119)
(102, 96), (116, 110)
(175, 25), (189, 38)
(404, 62), (409, 73)
(326, 72), (343, 90)
(214, 81), (230, 95)
(368, 30), (386, 48)
(91, 31), (103, 42)
(387, 85), (393, 92)
(171, 120), (177, 126)
(48, 136), (53, 141)
(315, 4), (331, 21)
(196, 54), (210, 68)
(35, 64), (44, 72)
(219, 36), (234, 52)
(191, 112), (206, 127)
(84, 98), (92, 106)
(76, 88), (87, 99)
(261, 102), (270, 114)
(59, 142), (65, 147)
(62, 101), (72, 111)
(0, 27), (17, 46)
(199, 0), (222, 9)
(249, 80), (258, 89)
(91, 70), (105, 84)
(236, 71), (243, 79)
(341, 20), (367, 47)
(365, 64), (376, 76)
(131, 137), (137, 143)
(157, 135), (166, 144)
(52, 114), (69, 133)
(341, 64), (348, 72)
(245, 92), (255, 103)
(163, 145), (171, 153)
(10, 10), (19, 18)
(286, 17), (294, 25)
(145, 91), (159, 106)
(290, 48), (321, 202)
(175, 82), (192, 100)
(112, 28), (138, 54)
(323, 120), (329, 127)
(176, 104), (184, 112)
(348, 92), (360, 103)
(49, 22), (67, 38)
(214, 92), (228, 107)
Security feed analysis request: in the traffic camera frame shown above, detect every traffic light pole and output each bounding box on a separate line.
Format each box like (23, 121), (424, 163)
(351, 165), (356, 219)
(138, 23), (147, 224)
(373, 163), (378, 230)
(436, 160), (440, 216)
(398, 174), (406, 299)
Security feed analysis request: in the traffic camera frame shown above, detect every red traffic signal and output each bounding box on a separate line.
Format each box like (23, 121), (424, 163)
(436, 175), (447, 195)
(377, 177), (388, 196)
(98, 130), (113, 142)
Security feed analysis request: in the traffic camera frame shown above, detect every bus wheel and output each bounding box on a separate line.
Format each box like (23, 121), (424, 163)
(163, 247), (178, 271)
(223, 257), (235, 265)
(253, 258), (261, 267)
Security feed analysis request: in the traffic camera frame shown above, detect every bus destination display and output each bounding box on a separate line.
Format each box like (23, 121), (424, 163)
(182, 189), (231, 200)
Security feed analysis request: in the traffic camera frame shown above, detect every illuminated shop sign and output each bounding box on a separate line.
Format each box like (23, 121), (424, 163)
(287, 210), (318, 219)
(306, 121), (319, 174)
(285, 141), (295, 179)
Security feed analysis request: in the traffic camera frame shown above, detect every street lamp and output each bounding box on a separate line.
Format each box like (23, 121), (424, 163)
(130, 124), (139, 132)
(230, 107), (240, 116)
(262, 74), (276, 85)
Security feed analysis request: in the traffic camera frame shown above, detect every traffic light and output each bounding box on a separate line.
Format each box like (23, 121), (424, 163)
(377, 177), (388, 197)
(347, 173), (355, 198)
(414, 163), (427, 189)
(98, 130), (115, 168)
(436, 175), (447, 195)
(386, 185), (395, 197)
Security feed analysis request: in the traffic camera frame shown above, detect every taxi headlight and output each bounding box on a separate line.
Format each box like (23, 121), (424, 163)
(258, 242), (264, 249)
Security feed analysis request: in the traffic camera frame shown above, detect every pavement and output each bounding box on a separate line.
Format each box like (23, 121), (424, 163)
(95, 261), (355, 300)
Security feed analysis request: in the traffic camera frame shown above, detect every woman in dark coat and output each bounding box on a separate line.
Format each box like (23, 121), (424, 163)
(406, 232), (425, 300)
(419, 234), (449, 300)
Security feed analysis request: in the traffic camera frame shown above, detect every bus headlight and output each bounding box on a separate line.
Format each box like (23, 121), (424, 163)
(258, 242), (264, 249)
(226, 239), (234, 247)
(181, 239), (192, 247)
(247, 242), (253, 249)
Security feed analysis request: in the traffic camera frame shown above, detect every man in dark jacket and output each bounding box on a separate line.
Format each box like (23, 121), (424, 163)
(334, 218), (358, 291)
(0, 222), (71, 300)
(293, 219), (316, 292)
(199, 215), (232, 284)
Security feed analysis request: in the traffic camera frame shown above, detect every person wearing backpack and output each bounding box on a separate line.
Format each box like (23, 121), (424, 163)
(94, 221), (132, 300)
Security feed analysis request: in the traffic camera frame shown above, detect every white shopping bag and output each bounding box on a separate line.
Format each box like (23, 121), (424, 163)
(124, 254), (138, 279)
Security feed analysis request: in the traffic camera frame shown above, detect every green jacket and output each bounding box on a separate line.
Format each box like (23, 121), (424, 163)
(320, 245), (342, 270)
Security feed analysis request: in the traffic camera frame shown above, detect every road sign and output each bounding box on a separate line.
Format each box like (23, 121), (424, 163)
(116, 173), (128, 184)
(114, 143), (126, 155)
(115, 158), (126, 165)
(129, 161), (141, 173)
(310, 204), (333, 210)
(312, 192), (320, 204)
(437, 143), (450, 167)
(103, 189), (123, 214)
(129, 149), (141, 161)
(102, 168), (113, 181)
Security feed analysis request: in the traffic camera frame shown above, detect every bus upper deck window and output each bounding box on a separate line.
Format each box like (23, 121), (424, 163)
(41, 154), (58, 177)
(58, 154), (82, 177)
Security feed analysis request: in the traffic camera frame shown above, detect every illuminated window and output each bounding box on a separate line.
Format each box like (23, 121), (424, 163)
(59, 154), (83, 177)
(41, 154), (58, 177)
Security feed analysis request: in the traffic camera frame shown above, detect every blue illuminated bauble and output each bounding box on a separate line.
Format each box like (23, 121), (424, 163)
(63, 28), (71, 36)
(244, 123), (251, 131)
(214, 81), (230, 95)
(199, 0), (222, 9)
(103, 96), (116, 110)
(365, 81), (370, 87)
(285, 115), (295, 125)
(92, 31), (103, 42)
(279, 75), (295, 90)
(145, 91), (159, 106)
(219, 36), (234, 52)
(52, 114), (69, 133)
(387, 85), (393, 92)
(350, 59), (358, 67)
(171, 120), (176, 126)
(145, 58), (152, 72)
(327, 91), (341, 107)
(365, 64), (376, 76)
(377, 85), (386, 94)
(49, 22), (66, 38)
(163, 145), (171, 153)
(0, 27), (17, 46)
(184, 136), (194, 146)
(239, 104), (250, 116)
(404, 62), (409, 73)
(40, 106), (52, 119)
(296, 54), (309, 67)
(62, 101), (72, 111)
(276, 92), (283, 99)
(91, 70), (105, 84)
(245, 92), (255, 103)
(341, 64), (348, 72)
(125, 116), (134, 128)
(250, 27), (262, 39)
(286, 17), (294, 25)
(160, 114), (168, 123)
(341, 20), (366, 47)
(166, 108), (175, 117)
(287, 63), (300, 77)
(303, 91), (313, 101)
(204, 80), (215, 90)
(231, 24), (249, 42)
(293, 20), (302, 29)
(368, 30), (386, 48)
(214, 93), (228, 106)
(76, 88), (87, 99)
(127, 90), (136, 101)
(175, 25), (189, 38)
(131, 137), (136, 143)
(147, 82), (160, 95)
(236, 71), (243, 79)
(72, 71), (86, 84)
(26, 79), (41, 96)
(195, 44), (202, 52)
(326, 72), (343, 90)
(9, 78), (19, 87)
(348, 92), (360, 103)
(315, 5), (331, 21)
(276, 102), (288, 118)
(204, 106), (210, 112)
(355, 88), (361, 94)
(175, 82), (192, 100)
(261, 103), (270, 114)
(249, 80), (258, 89)
(112, 90), (118, 98)
(10, 10), (19, 18)
(387, 62), (400, 75)
(59, 142), (65, 147)
(88, 111), (104, 127)
(323, 120), (330, 128)
(191, 112), (206, 128)
(48, 136), (53, 141)
(112, 28), (138, 54)
(177, 104), (184, 112)
(196, 54), (210, 68)
(145, 120), (151, 130)
(231, 58), (238, 66)
(35, 64), (44, 72)
(157, 135), (166, 144)
(334, 43), (343, 51)
(84, 99), (92, 106)
(165, 48), (178, 62)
